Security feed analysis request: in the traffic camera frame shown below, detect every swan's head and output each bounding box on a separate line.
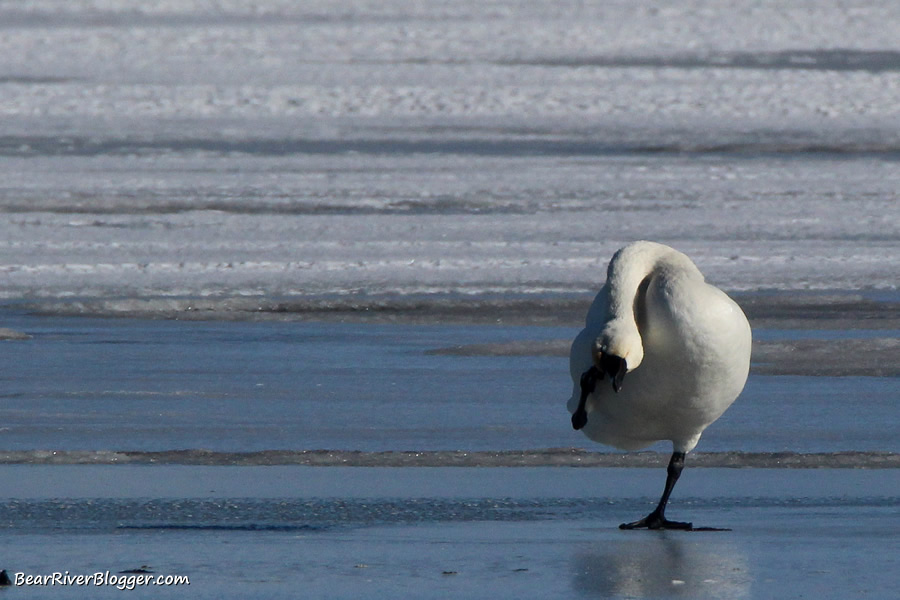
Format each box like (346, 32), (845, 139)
(595, 321), (644, 369)
(593, 322), (644, 391)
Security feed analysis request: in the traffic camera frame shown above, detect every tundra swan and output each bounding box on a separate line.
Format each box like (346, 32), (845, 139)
(568, 241), (751, 530)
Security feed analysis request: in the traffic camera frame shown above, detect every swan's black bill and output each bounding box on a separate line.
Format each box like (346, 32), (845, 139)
(599, 353), (627, 393)
(572, 354), (628, 430)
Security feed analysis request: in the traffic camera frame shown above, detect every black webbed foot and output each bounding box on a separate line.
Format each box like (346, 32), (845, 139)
(571, 410), (588, 430)
(619, 509), (693, 531)
(572, 367), (601, 430)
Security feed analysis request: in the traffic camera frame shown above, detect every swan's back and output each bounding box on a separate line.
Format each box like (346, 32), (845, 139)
(568, 242), (751, 453)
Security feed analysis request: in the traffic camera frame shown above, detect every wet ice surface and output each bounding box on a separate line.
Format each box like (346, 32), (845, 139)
(0, 313), (897, 456)
(5, 516), (897, 599)
(2, 466), (898, 599)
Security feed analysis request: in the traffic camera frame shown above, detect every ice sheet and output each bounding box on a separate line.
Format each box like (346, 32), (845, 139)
(1, 466), (898, 599)
(0, 154), (897, 301)
(0, 1), (897, 303)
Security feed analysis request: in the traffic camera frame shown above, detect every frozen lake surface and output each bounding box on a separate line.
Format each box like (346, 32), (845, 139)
(0, 1), (898, 598)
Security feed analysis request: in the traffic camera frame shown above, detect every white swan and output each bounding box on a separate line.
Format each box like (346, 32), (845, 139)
(568, 241), (751, 530)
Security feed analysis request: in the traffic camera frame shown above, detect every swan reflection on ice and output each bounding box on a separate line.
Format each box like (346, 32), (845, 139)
(572, 535), (751, 599)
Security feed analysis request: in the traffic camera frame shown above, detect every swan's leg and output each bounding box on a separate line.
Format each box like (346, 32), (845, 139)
(571, 366), (600, 430)
(620, 452), (693, 530)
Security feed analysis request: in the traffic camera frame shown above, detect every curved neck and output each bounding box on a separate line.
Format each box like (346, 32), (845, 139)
(605, 241), (700, 318)
(597, 242), (701, 369)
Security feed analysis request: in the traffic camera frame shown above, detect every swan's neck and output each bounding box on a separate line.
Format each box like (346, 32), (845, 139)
(596, 242), (701, 371)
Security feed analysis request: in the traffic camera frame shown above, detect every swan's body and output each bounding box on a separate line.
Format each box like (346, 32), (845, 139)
(568, 241), (751, 529)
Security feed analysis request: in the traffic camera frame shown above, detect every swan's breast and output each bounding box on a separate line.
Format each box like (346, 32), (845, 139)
(640, 270), (752, 414)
